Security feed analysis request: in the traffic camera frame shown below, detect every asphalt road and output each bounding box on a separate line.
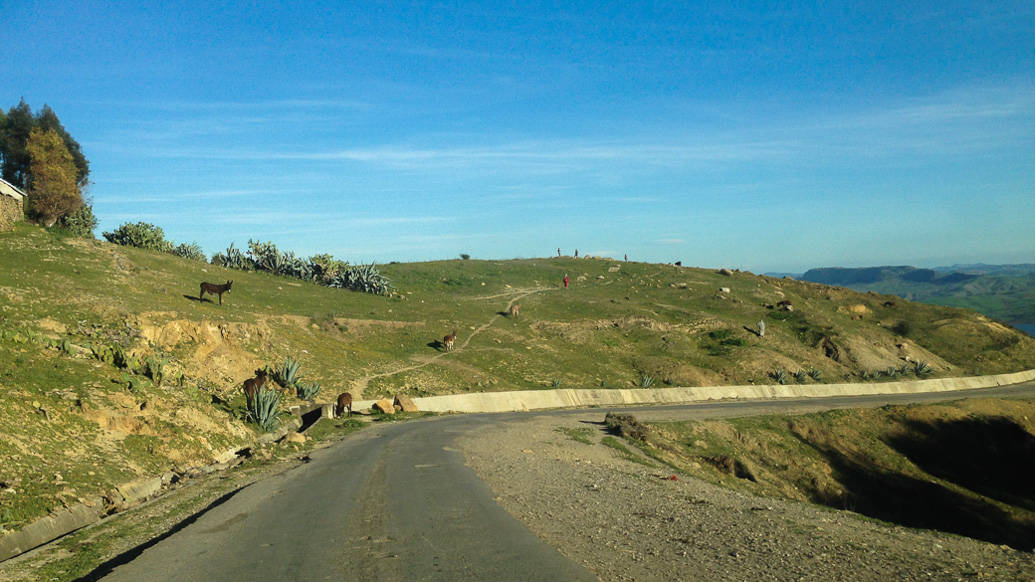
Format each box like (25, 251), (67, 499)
(94, 383), (1035, 581)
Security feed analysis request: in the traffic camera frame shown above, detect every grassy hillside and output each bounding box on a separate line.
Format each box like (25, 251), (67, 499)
(2, 223), (1035, 532)
(624, 397), (1035, 550)
(801, 265), (1035, 324)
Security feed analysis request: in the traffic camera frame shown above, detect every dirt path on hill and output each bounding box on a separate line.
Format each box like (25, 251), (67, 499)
(460, 407), (1035, 582)
(349, 287), (553, 396)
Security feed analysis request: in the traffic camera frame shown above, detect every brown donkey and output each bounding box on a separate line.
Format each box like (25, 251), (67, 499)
(243, 368), (268, 405)
(200, 280), (233, 305)
(336, 392), (353, 418)
(443, 330), (457, 352)
(509, 304), (520, 318)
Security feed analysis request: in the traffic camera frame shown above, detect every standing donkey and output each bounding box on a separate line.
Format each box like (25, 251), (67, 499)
(336, 392), (353, 418)
(243, 368), (268, 406)
(200, 280), (233, 305)
(509, 304), (521, 318)
(443, 330), (457, 352)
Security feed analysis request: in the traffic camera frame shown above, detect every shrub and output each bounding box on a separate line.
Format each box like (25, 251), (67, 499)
(604, 412), (650, 441)
(211, 242), (252, 270)
(806, 367), (823, 381)
(281, 251), (315, 281)
(891, 321), (912, 336)
(460, 253), (471, 260)
(308, 253), (349, 284)
(248, 239), (286, 275)
(56, 203), (97, 238)
(143, 356), (166, 387)
(295, 380), (321, 400)
(172, 242), (207, 262)
(102, 222), (173, 252)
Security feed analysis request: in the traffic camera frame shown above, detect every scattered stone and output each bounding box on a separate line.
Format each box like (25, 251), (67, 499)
(374, 398), (395, 414)
(284, 432), (306, 444)
(394, 395), (419, 413)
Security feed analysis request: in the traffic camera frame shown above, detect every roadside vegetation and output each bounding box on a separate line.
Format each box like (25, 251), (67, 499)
(2, 221), (1035, 558)
(614, 398), (1035, 550)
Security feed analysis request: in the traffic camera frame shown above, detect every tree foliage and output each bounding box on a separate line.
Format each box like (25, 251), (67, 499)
(25, 128), (83, 226)
(1, 100), (89, 190)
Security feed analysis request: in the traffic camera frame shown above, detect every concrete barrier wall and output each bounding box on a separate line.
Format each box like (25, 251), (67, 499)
(354, 369), (1035, 414)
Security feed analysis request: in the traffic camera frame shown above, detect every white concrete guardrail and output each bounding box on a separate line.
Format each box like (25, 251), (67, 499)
(354, 368), (1035, 413)
(3, 369), (1034, 563)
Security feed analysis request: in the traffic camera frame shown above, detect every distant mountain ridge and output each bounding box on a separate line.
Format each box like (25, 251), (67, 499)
(800, 266), (989, 286)
(799, 264), (1035, 324)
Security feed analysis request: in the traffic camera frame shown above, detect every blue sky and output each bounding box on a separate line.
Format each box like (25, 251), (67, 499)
(6, 1), (1034, 272)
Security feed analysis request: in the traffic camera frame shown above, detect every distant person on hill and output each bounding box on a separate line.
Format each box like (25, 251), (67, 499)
(557, 248), (561, 256)
(563, 274), (570, 289)
(575, 249), (579, 258)
(624, 254), (628, 261)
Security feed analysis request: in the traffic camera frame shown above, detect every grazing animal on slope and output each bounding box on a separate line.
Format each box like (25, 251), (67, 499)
(443, 330), (457, 352)
(200, 280), (233, 305)
(336, 392), (353, 418)
(509, 304), (520, 318)
(243, 368), (268, 406)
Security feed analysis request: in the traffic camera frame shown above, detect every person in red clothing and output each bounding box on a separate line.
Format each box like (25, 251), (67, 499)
(563, 274), (570, 288)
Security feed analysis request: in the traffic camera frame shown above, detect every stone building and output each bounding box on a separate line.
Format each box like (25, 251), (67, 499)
(0, 178), (26, 231)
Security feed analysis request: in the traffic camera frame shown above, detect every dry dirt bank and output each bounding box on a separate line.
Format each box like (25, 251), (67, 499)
(461, 413), (1034, 581)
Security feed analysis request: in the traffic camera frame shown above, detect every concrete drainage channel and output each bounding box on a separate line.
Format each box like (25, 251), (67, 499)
(3, 369), (1035, 563)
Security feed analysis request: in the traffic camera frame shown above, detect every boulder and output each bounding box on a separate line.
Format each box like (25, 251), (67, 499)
(394, 395), (419, 413)
(718, 268), (733, 276)
(719, 287), (731, 294)
(374, 398), (396, 414)
(284, 432), (306, 444)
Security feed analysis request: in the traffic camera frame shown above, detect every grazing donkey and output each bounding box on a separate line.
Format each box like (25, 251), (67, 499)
(243, 368), (268, 406)
(443, 330), (457, 352)
(200, 280), (233, 305)
(336, 392), (353, 418)
(509, 304), (521, 318)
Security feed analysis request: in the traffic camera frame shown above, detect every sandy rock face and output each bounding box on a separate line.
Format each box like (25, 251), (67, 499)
(374, 398), (395, 414)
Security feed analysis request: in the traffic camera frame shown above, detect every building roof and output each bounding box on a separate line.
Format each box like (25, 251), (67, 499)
(0, 178), (26, 202)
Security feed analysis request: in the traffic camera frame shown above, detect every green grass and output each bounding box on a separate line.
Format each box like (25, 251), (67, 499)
(2, 223), (1035, 536)
(601, 435), (656, 467)
(556, 426), (594, 444)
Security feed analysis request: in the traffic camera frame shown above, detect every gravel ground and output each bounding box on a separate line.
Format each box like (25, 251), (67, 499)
(460, 413), (1035, 582)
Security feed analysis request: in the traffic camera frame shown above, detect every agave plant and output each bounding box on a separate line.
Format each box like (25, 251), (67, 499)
(295, 380), (321, 400)
(638, 373), (655, 388)
(248, 239), (287, 275)
(805, 366), (822, 381)
(328, 263), (393, 296)
(273, 357), (303, 389)
(211, 242), (252, 270)
(793, 370), (807, 383)
(282, 252), (315, 281)
(172, 242), (207, 262)
(913, 361), (933, 376)
(771, 369), (789, 385)
(247, 386), (282, 432)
